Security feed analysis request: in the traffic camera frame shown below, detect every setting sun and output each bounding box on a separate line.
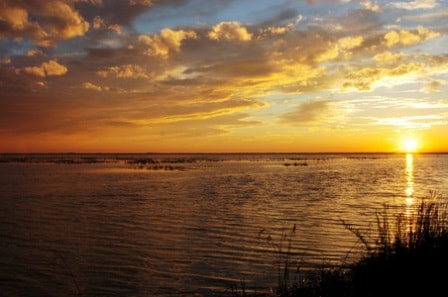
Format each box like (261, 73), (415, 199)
(402, 139), (419, 153)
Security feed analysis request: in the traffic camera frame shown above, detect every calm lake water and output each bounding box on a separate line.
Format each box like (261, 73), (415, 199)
(1, 153), (447, 296)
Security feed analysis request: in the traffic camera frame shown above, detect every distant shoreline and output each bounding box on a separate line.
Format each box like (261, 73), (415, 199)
(1, 151), (447, 155)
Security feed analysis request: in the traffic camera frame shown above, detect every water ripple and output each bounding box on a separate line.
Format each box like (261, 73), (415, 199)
(0, 153), (447, 296)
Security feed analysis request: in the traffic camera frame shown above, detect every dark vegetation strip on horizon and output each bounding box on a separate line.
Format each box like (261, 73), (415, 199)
(4, 152), (447, 162)
(6, 151), (448, 154)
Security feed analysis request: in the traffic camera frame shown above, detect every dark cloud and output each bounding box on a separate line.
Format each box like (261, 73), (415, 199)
(76, 0), (150, 27)
(0, 0), (89, 46)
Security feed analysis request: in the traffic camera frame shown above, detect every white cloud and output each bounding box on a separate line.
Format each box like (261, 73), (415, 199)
(388, 0), (438, 10)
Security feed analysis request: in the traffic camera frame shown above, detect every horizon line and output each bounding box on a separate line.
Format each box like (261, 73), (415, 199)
(1, 151), (447, 155)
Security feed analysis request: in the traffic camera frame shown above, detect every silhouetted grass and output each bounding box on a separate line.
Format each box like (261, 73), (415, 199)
(344, 191), (448, 297)
(227, 191), (448, 297)
(258, 224), (302, 296)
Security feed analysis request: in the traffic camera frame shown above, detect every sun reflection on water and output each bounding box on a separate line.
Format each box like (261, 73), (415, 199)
(405, 153), (414, 202)
(405, 153), (415, 226)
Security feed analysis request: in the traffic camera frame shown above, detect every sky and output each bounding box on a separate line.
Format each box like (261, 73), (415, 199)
(0, 0), (447, 153)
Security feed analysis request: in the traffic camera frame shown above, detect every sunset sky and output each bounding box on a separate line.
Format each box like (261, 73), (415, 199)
(1, 0), (447, 153)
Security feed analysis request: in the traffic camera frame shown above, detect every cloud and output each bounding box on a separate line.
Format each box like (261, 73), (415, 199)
(342, 62), (425, 91)
(77, 0), (157, 27)
(0, 0), (89, 46)
(195, 58), (278, 80)
(131, 97), (267, 125)
(280, 100), (333, 125)
(93, 16), (123, 35)
(208, 21), (252, 41)
(361, 1), (381, 12)
(0, 89), (266, 139)
(373, 114), (444, 129)
(326, 97), (448, 134)
(40, 1), (90, 39)
(26, 48), (45, 57)
(77, 0), (103, 5)
(0, 57), (11, 65)
(17, 60), (68, 77)
(139, 28), (197, 58)
(388, 62), (424, 76)
(316, 35), (364, 62)
(384, 26), (439, 48)
(83, 82), (109, 91)
(128, 0), (154, 6)
(96, 64), (150, 79)
(388, 0), (438, 10)
(422, 79), (444, 93)
(373, 51), (405, 64)
(0, 3), (28, 30)
(260, 15), (303, 36)
(144, 112), (262, 139)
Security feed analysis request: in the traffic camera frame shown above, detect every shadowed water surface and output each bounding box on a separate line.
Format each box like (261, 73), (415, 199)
(0, 153), (447, 296)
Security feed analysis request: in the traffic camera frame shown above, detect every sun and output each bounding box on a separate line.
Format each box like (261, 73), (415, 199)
(401, 138), (419, 153)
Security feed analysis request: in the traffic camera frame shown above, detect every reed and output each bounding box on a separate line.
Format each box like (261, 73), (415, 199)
(229, 280), (248, 297)
(258, 224), (303, 296)
(345, 191), (448, 297)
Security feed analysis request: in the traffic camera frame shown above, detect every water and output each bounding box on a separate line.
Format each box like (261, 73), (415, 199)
(0, 153), (447, 296)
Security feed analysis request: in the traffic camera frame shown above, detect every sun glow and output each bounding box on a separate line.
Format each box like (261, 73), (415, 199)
(402, 138), (419, 153)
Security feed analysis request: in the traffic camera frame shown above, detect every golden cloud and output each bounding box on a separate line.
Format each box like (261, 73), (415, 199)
(208, 21), (252, 41)
(26, 48), (45, 57)
(129, 0), (153, 6)
(384, 26), (439, 48)
(260, 15), (303, 36)
(362, 1), (381, 12)
(339, 36), (365, 50)
(83, 82), (109, 91)
(388, 62), (424, 76)
(373, 51), (405, 64)
(93, 16), (123, 35)
(97, 64), (150, 79)
(0, 5), (28, 30)
(19, 60), (68, 77)
(41, 1), (89, 39)
(316, 35), (364, 62)
(262, 26), (289, 35)
(0, 0), (89, 46)
(342, 62), (425, 91)
(139, 28), (197, 58)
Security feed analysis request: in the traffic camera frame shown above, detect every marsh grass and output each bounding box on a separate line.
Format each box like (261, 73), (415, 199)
(257, 224), (306, 296)
(229, 280), (249, 297)
(228, 191), (448, 297)
(344, 191), (448, 297)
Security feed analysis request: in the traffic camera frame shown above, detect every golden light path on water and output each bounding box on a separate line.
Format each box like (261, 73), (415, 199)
(405, 153), (415, 230)
(406, 153), (414, 202)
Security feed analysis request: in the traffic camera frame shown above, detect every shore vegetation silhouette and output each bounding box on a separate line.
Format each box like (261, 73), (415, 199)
(225, 191), (448, 297)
